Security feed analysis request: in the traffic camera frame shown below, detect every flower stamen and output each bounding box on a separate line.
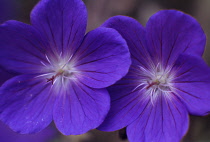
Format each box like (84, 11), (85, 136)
(137, 64), (175, 103)
(47, 70), (64, 84)
(146, 81), (160, 89)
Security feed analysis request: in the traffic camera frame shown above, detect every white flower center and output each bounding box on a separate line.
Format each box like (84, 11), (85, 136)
(146, 70), (171, 92)
(136, 63), (175, 103)
(46, 68), (74, 84)
(37, 54), (77, 85)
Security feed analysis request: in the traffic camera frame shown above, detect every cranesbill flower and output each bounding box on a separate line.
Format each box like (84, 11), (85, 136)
(98, 10), (210, 142)
(0, 0), (131, 135)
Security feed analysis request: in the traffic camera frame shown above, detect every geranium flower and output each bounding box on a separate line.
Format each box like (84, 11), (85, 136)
(98, 10), (210, 142)
(0, 0), (131, 135)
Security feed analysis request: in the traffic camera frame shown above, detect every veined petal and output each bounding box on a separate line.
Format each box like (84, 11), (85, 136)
(0, 75), (55, 134)
(74, 27), (131, 88)
(146, 10), (206, 67)
(127, 95), (189, 142)
(102, 16), (151, 68)
(53, 80), (110, 135)
(172, 54), (210, 116)
(0, 21), (48, 74)
(98, 69), (149, 131)
(31, 0), (87, 57)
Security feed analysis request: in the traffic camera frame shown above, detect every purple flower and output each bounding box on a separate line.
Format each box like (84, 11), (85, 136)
(0, 121), (58, 142)
(0, 0), (131, 135)
(98, 10), (210, 142)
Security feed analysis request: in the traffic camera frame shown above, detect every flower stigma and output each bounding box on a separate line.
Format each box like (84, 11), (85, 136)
(46, 69), (65, 84)
(146, 69), (172, 92)
(37, 54), (77, 86)
(136, 63), (175, 104)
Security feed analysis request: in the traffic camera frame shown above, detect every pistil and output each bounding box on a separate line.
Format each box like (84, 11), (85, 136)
(146, 81), (160, 89)
(47, 70), (64, 84)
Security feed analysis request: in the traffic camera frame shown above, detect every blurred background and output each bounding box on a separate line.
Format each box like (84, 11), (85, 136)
(1, 0), (210, 142)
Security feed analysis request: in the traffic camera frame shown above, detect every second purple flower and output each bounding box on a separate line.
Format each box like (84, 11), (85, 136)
(98, 10), (210, 142)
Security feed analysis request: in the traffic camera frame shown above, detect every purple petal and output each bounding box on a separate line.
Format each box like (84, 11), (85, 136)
(53, 80), (110, 135)
(0, 69), (15, 85)
(0, 122), (58, 142)
(172, 54), (210, 116)
(146, 10), (206, 67)
(127, 95), (189, 142)
(31, 0), (87, 57)
(73, 27), (131, 88)
(102, 16), (151, 68)
(0, 20), (48, 74)
(0, 75), (55, 134)
(98, 70), (149, 131)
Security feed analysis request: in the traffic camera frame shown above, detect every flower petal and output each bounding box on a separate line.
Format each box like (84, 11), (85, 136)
(146, 10), (206, 66)
(0, 68), (15, 85)
(31, 0), (87, 57)
(127, 95), (189, 142)
(74, 27), (131, 88)
(0, 75), (54, 134)
(0, 20), (47, 74)
(98, 70), (149, 131)
(172, 54), (210, 116)
(102, 16), (151, 68)
(53, 80), (110, 135)
(0, 122), (58, 142)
